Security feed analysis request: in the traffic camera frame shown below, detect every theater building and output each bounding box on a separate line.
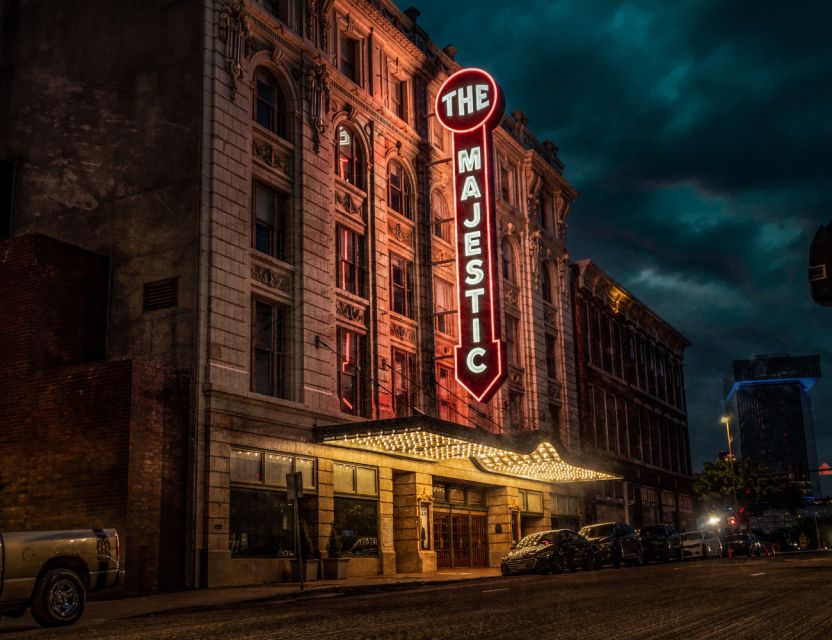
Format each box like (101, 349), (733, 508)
(0, 0), (684, 591)
(571, 260), (694, 531)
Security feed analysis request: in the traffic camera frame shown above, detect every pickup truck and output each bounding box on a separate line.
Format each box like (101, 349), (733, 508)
(0, 529), (123, 627)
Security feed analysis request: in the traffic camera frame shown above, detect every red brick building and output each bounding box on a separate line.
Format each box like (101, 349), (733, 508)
(571, 260), (694, 530)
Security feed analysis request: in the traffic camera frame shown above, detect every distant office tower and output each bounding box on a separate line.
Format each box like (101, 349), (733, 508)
(725, 354), (822, 497)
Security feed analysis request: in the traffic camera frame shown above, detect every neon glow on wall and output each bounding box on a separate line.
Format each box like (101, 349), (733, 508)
(435, 68), (507, 403)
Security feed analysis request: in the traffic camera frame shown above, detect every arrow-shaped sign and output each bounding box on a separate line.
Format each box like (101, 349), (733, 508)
(436, 68), (507, 403)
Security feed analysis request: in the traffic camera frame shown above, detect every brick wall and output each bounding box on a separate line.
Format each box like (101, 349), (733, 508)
(0, 235), (189, 593)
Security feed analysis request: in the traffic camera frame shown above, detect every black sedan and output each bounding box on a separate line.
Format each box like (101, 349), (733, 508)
(579, 522), (644, 568)
(501, 529), (600, 576)
(723, 533), (763, 558)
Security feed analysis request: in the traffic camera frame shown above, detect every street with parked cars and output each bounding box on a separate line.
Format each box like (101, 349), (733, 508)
(501, 523), (776, 576)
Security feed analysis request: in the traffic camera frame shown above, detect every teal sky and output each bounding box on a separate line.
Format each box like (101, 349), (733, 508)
(412, 0), (832, 476)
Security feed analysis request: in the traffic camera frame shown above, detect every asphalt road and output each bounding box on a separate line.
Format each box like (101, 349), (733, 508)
(4, 554), (832, 639)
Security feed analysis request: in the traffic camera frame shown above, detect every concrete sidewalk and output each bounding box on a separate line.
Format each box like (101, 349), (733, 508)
(0, 568), (501, 633)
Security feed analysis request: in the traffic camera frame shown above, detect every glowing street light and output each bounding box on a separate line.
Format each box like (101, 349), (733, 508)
(721, 416), (740, 521)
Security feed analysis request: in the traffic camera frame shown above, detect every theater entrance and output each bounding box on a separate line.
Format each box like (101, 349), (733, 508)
(434, 510), (488, 568)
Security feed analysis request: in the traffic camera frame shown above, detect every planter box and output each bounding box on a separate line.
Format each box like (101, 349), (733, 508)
(291, 559), (319, 582)
(322, 557), (350, 580)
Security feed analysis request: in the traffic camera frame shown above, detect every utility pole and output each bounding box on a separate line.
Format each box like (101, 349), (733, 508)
(721, 416), (740, 525)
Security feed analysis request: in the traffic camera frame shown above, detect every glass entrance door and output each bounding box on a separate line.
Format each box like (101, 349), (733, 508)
(433, 510), (488, 568)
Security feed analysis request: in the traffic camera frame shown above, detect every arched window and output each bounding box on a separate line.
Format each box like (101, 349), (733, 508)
(542, 264), (553, 304)
(254, 69), (286, 138)
(387, 161), (412, 219)
(334, 125), (366, 190)
(431, 190), (452, 243)
(502, 237), (517, 284)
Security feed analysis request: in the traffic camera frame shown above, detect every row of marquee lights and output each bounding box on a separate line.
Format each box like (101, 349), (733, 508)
(321, 429), (618, 483)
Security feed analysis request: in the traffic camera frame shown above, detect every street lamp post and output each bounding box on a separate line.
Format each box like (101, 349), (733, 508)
(721, 416), (740, 523)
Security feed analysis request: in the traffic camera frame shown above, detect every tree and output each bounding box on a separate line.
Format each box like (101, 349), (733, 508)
(693, 459), (805, 517)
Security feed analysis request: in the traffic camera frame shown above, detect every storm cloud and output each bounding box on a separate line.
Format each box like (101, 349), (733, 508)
(414, 0), (832, 472)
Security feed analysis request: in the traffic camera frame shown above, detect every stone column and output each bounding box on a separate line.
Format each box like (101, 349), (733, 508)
(393, 471), (436, 573)
(378, 466), (397, 575)
(317, 458), (335, 556)
(487, 486), (520, 567)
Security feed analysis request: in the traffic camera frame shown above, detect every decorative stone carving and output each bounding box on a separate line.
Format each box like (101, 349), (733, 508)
(556, 253), (570, 296)
(504, 286), (519, 306)
(218, 2), (255, 102)
(509, 370), (523, 385)
(251, 264), (291, 292)
(544, 307), (558, 326)
(336, 190), (364, 218)
(554, 191), (570, 241)
(304, 59), (330, 152)
(528, 230), (543, 290)
(390, 321), (416, 343)
(336, 300), (366, 324)
(388, 221), (412, 244)
(253, 140), (287, 170)
(549, 381), (563, 398)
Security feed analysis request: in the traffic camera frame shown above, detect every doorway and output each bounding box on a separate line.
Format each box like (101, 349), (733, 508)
(434, 510), (488, 568)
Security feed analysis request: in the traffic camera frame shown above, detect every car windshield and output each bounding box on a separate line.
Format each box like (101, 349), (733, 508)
(579, 524), (614, 538)
(515, 532), (557, 548)
(680, 532), (702, 541)
(725, 534), (748, 542)
(641, 525), (666, 536)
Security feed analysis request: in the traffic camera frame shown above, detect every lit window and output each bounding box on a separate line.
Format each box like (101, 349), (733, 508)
(433, 277), (457, 337)
(254, 69), (286, 137)
(390, 253), (414, 318)
(334, 125), (366, 189)
(431, 190), (452, 243)
(336, 224), (366, 297)
(387, 162), (412, 219)
(338, 327), (366, 416)
(253, 182), (290, 261)
(252, 298), (291, 399)
(391, 348), (416, 417)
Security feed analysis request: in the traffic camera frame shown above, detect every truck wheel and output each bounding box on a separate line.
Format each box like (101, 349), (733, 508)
(30, 568), (86, 627)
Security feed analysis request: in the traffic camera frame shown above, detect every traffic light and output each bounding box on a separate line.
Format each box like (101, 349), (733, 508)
(726, 515), (738, 528)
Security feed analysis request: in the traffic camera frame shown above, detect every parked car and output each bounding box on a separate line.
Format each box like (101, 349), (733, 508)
(680, 531), (711, 559)
(703, 530), (723, 559)
(501, 529), (600, 576)
(723, 533), (762, 558)
(638, 523), (683, 562)
(0, 529), (123, 627)
(579, 522), (643, 568)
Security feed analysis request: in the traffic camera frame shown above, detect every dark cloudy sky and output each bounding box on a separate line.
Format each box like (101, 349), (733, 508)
(413, 0), (832, 475)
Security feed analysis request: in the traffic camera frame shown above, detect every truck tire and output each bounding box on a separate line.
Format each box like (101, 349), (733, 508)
(30, 568), (86, 627)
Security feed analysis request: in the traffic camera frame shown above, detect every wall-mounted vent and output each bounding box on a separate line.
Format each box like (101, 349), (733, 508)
(143, 277), (179, 312)
(808, 264), (827, 282)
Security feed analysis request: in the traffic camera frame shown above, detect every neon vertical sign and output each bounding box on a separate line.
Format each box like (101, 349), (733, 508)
(436, 68), (507, 403)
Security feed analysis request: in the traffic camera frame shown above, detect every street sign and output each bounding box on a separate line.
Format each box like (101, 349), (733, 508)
(799, 534), (808, 548)
(286, 471), (303, 500)
(435, 67), (507, 403)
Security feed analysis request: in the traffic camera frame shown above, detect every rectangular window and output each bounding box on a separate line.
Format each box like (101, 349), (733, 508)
(436, 364), (457, 422)
(390, 77), (406, 120)
(252, 298), (290, 398)
(432, 112), (445, 151)
(499, 164), (512, 203)
(334, 497), (378, 556)
(232, 448), (315, 489)
(229, 487), (294, 556)
(434, 278), (457, 338)
(339, 33), (359, 83)
(506, 316), (521, 367)
(333, 462), (378, 496)
(545, 333), (557, 379)
(390, 253), (414, 318)
(338, 327), (367, 416)
(391, 348), (416, 417)
(509, 391), (525, 431)
(337, 225), (366, 297)
(254, 182), (290, 262)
